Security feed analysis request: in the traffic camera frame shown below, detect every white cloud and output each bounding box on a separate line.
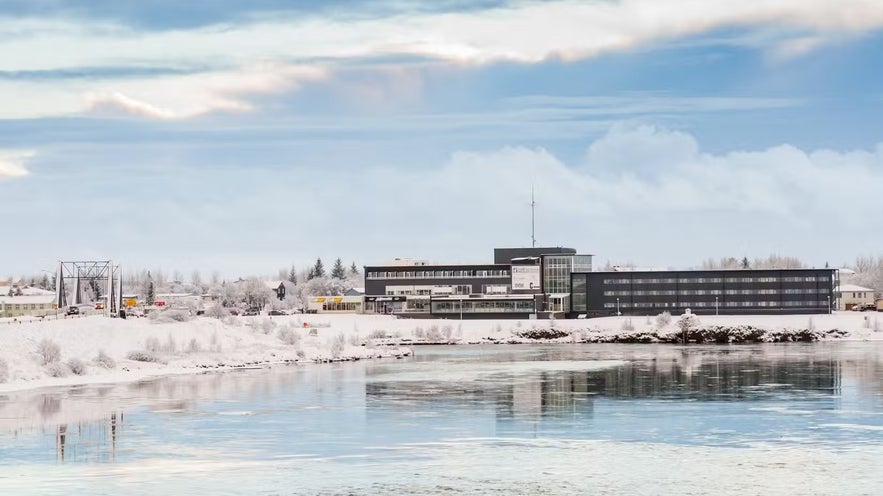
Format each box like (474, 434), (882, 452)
(0, 62), (328, 120)
(1, 0), (882, 73)
(0, 150), (34, 179)
(0, 1), (878, 119)
(4, 125), (882, 272)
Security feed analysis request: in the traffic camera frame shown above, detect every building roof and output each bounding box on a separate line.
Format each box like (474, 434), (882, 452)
(837, 284), (875, 292)
(0, 285), (54, 296)
(264, 280), (285, 289)
(0, 294), (55, 304)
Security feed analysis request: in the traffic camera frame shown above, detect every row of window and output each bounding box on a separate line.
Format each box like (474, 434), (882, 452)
(367, 270), (510, 280)
(603, 300), (828, 309)
(1, 303), (50, 310)
(321, 302), (360, 312)
(384, 285), (472, 296)
(603, 288), (831, 297)
(431, 300), (535, 313)
(382, 284), (513, 296)
(603, 276), (829, 285)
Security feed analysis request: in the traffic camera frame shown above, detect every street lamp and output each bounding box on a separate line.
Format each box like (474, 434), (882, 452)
(715, 296), (719, 316)
(616, 297), (621, 316)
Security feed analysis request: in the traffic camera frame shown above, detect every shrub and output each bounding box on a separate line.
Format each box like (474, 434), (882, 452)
(621, 318), (635, 332)
(186, 338), (202, 353)
(677, 313), (701, 341)
(153, 309), (191, 323)
(37, 338), (61, 365)
(163, 334), (177, 353)
(0, 358), (8, 384)
(205, 304), (229, 319)
(259, 318), (276, 335)
(277, 328), (300, 346)
(126, 350), (161, 362)
(330, 334), (346, 358)
(348, 333), (361, 346)
(368, 329), (388, 339)
(67, 358), (87, 376)
(656, 312), (672, 328)
(413, 327), (425, 339)
(425, 325), (443, 341)
(94, 350), (116, 369)
(145, 336), (161, 352)
(46, 362), (69, 378)
(442, 325), (453, 340)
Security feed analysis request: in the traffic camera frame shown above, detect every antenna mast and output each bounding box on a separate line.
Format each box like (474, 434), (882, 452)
(530, 187), (536, 248)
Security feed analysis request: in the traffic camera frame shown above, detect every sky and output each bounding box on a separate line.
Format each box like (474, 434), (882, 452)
(1, 0), (882, 277)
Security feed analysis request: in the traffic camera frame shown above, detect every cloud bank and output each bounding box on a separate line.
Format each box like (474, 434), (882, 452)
(1, 1), (881, 119)
(10, 124), (877, 273)
(0, 150), (34, 179)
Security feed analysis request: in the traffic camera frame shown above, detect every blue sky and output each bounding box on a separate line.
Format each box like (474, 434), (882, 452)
(1, 0), (882, 277)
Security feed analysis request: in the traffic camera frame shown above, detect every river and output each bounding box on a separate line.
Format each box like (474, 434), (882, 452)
(1, 343), (882, 494)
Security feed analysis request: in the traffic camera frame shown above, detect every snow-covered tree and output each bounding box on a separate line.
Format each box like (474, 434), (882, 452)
(288, 265), (298, 285)
(850, 255), (883, 298)
(190, 270), (204, 293)
(677, 313), (701, 343)
(241, 278), (274, 310)
(145, 273), (155, 305)
(331, 258), (346, 279)
(740, 257), (750, 269)
(313, 258), (325, 278)
(349, 262), (359, 276)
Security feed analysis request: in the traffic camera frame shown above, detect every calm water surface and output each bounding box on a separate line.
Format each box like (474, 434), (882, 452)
(1, 343), (882, 494)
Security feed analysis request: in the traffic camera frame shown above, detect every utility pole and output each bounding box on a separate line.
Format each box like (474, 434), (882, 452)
(530, 187), (536, 248)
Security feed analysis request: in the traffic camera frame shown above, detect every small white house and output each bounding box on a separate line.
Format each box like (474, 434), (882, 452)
(836, 284), (876, 310)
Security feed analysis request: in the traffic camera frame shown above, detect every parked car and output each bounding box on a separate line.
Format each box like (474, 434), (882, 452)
(243, 308), (260, 316)
(268, 309), (287, 316)
(228, 308), (241, 316)
(94, 302), (105, 310)
(65, 306), (80, 316)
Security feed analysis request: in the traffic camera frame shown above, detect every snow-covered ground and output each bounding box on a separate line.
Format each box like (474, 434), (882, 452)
(0, 311), (879, 393)
(0, 314), (410, 393)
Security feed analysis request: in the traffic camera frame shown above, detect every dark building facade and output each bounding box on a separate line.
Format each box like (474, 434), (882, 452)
(571, 269), (837, 316)
(363, 247), (592, 318)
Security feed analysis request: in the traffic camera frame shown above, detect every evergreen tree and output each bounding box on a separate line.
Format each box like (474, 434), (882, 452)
(146, 272), (156, 305)
(313, 257), (325, 278)
(349, 262), (360, 276)
(307, 268), (315, 281)
(741, 257), (750, 269)
(288, 265), (298, 285)
(39, 274), (50, 290)
(331, 258), (346, 279)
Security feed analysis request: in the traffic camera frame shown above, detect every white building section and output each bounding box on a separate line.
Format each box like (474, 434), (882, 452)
(836, 284), (876, 310)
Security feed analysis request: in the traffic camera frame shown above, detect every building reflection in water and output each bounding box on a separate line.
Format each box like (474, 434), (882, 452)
(54, 412), (123, 463)
(365, 352), (842, 421)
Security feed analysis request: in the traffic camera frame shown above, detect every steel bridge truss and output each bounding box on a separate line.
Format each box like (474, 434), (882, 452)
(55, 260), (122, 317)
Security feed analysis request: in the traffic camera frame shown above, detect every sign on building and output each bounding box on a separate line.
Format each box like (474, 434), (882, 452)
(512, 265), (541, 291)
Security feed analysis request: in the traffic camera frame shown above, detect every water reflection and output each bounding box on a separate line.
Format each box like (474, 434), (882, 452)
(365, 346), (844, 416)
(0, 343), (881, 466)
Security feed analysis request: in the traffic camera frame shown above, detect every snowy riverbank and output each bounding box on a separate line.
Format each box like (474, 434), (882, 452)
(0, 311), (879, 392)
(0, 315), (410, 393)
